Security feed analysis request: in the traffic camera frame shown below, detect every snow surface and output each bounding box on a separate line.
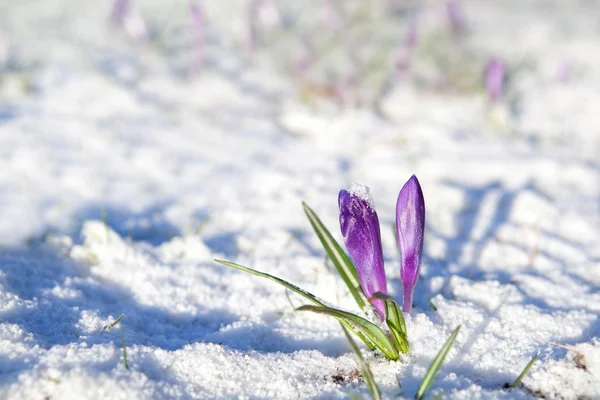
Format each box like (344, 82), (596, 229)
(348, 184), (375, 211)
(0, 0), (599, 399)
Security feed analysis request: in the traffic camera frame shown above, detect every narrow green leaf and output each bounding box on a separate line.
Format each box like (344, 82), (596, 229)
(511, 353), (538, 388)
(371, 293), (409, 353)
(120, 330), (129, 370)
(415, 326), (461, 400)
(214, 259), (376, 351)
(302, 202), (368, 310)
(298, 305), (399, 360)
(342, 326), (382, 400)
(215, 259), (327, 307)
(104, 313), (125, 330)
(428, 299), (438, 311)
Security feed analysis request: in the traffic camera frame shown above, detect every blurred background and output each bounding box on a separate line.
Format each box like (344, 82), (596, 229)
(0, 0), (599, 249)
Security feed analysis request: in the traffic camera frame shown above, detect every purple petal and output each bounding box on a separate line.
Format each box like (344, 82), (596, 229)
(339, 184), (387, 320)
(110, 0), (130, 25)
(555, 60), (570, 83)
(396, 175), (425, 313)
(485, 58), (506, 102)
(190, 1), (205, 67)
(446, 0), (465, 34)
(405, 21), (418, 49)
(190, 2), (205, 35)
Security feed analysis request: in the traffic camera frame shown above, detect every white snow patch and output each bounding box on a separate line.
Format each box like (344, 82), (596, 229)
(349, 183), (376, 210)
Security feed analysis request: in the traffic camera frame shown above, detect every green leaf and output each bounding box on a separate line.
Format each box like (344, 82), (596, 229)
(302, 202), (368, 310)
(371, 293), (409, 354)
(298, 305), (399, 361)
(120, 330), (129, 371)
(415, 326), (461, 400)
(214, 259), (327, 307)
(511, 353), (538, 388)
(214, 259), (376, 351)
(342, 326), (382, 400)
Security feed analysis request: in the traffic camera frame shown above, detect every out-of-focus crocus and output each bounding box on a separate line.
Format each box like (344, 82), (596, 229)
(339, 184), (388, 320)
(396, 21), (418, 73)
(555, 60), (570, 83)
(190, 1), (205, 67)
(321, 0), (342, 32)
(396, 175), (425, 313)
(247, 0), (280, 51)
(110, 0), (129, 25)
(485, 58), (506, 102)
(110, 0), (148, 41)
(446, 0), (465, 34)
(190, 2), (205, 41)
(405, 21), (418, 49)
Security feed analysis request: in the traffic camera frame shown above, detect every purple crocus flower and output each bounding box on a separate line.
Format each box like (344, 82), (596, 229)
(190, 1), (205, 68)
(446, 0), (465, 34)
(405, 21), (418, 49)
(190, 2), (205, 39)
(485, 58), (506, 102)
(110, 0), (129, 25)
(339, 184), (388, 320)
(555, 60), (570, 83)
(396, 175), (425, 313)
(110, 0), (148, 41)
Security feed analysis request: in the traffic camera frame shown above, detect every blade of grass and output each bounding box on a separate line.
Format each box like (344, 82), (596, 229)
(103, 313), (125, 330)
(215, 259), (327, 307)
(298, 305), (399, 360)
(429, 299), (437, 311)
(511, 353), (538, 388)
(214, 259), (376, 351)
(100, 205), (110, 244)
(415, 326), (461, 400)
(371, 293), (409, 353)
(120, 330), (129, 370)
(342, 326), (382, 400)
(302, 202), (369, 310)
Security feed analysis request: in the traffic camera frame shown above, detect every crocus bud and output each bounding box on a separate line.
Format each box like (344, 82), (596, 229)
(485, 58), (506, 102)
(339, 184), (387, 320)
(396, 175), (425, 313)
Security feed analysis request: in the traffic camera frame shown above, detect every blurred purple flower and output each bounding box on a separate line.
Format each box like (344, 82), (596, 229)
(339, 184), (388, 320)
(396, 175), (425, 313)
(555, 60), (570, 83)
(110, 0), (148, 41)
(396, 22), (418, 73)
(190, 1), (205, 67)
(190, 2), (205, 39)
(247, 0), (260, 50)
(405, 21), (418, 48)
(110, 0), (129, 25)
(485, 58), (506, 102)
(321, 0), (342, 31)
(247, 0), (280, 51)
(446, 0), (465, 34)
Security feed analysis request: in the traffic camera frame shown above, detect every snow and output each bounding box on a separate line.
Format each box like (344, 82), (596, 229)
(349, 184), (376, 211)
(0, 0), (599, 399)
